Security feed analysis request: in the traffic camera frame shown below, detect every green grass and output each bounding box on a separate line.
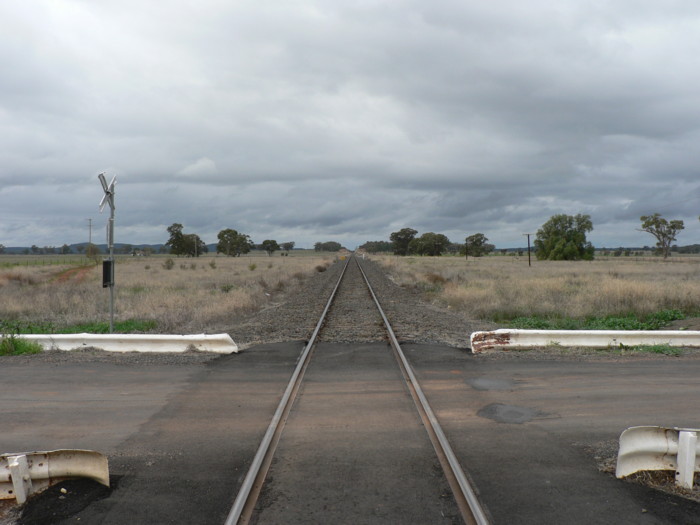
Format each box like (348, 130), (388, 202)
(0, 319), (157, 334)
(507, 309), (685, 331)
(0, 335), (43, 356)
(627, 344), (683, 356)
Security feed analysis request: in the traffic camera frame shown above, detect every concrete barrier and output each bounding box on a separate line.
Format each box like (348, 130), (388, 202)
(1, 449), (109, 504)
(616, 426), (700, 489)
(470, 329), (700, 353)
(16, 333), (238, 354)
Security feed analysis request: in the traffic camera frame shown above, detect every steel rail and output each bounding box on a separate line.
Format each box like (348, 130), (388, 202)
(224, 257), (351, 525)
(355, 256), (491, 525)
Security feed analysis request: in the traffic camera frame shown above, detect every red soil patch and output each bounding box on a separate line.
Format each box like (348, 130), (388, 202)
(52, 266), (96, 284)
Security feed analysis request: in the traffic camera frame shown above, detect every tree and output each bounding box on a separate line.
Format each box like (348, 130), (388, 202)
(166, 223), (207, 256)
(184, 234), (207, 257)
(639, 213), (685, 259)
(280, 241), (295, 253)
(314, 241), (342, 252)
(0, 244), (5, 254)
(534, 214), (594, 260)
(464, 233), (494, 258)
(61, 244), (71, 255)
(408, 232), (450, 256)
(166, 223), (186, 255)
(261, 239), (280, 256)
(390, 228), (418, 256)
(86, 243), (101, 264)
(217, 228), (253, 257)
(359, 240), (393, 253)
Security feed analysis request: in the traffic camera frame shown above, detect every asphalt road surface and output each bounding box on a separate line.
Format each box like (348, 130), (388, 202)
(2, 344), (700, 524)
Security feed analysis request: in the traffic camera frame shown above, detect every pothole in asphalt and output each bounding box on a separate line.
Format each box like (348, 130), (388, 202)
(477, 403), (545, 424)
(17, 477), (115, 525)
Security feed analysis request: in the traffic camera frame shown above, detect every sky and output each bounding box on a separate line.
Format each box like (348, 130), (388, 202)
(1, 1), (699, 250)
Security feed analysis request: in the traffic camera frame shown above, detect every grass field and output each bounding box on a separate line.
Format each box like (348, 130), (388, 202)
(0, 253), (335, 334)
(375, 254), (700, 325)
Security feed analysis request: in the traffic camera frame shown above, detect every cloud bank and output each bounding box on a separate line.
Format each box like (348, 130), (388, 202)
(1, 1), (699, 249)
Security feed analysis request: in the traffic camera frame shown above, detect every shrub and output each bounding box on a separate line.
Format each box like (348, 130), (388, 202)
(163, 258), (175, 270)
(0, 335), (42, 356)
(248, 263), (257, 271)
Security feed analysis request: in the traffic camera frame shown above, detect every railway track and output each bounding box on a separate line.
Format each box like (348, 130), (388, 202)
(225, 256), (491, 525)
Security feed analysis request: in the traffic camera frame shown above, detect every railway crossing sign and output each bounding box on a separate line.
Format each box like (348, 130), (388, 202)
(98, 172), (116, 332)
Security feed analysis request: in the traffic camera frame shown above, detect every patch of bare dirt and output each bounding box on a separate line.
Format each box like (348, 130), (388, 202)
(667, 317), (700, 331)
(51, 265), (95, 284)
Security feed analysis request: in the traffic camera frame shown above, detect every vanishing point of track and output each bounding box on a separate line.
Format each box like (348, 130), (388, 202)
(224, 256), (491, 525)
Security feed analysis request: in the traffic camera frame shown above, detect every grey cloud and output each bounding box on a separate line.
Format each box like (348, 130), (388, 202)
(1, 1), (700, 249)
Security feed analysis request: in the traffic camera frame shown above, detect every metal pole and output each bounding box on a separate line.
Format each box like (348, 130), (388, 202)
(523, 233), (532, 267)
(109, 212), (114, 333)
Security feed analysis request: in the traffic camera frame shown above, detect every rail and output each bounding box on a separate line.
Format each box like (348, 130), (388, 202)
(225, 255), (490, 524)
(355, 257), (490, 525)
(223, 256), (351, 525)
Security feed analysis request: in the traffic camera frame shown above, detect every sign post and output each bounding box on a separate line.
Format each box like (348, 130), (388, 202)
(98, 173), (116, 333)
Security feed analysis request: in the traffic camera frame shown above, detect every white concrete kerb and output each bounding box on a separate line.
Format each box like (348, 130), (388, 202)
(16, 333), (238, 354)
(470, 329), (700, 353)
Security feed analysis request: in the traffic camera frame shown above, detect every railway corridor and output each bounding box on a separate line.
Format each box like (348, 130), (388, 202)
(251, 342), (461, 523)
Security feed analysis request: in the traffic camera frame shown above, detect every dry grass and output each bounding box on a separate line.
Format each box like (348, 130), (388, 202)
(0, 254), (334, 333)
(375, 255), (700, 321)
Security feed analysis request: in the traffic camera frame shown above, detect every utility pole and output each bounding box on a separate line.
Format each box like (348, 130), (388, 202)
(98, 173), (116, 333)
(523, 233), (533, 267)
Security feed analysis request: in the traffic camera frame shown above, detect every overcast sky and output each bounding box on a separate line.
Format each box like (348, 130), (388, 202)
(2, 1), (699, 250)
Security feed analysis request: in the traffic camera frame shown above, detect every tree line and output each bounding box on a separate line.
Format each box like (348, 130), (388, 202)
(359, 213), (697, 261)
(166, 223), (296, 257)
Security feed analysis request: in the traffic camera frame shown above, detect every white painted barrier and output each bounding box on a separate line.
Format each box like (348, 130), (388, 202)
(616, 426), (700, 489)
(1, 449), (109, 504)
(16, 333), (238, 354)
(470, 329), (700, 353)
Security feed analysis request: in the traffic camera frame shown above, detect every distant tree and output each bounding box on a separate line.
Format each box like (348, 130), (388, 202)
(31, 245), (40, 254)
(217, 228), (253, 257)
(390, 228), (418, 256)
(280, 241), (295, 253)
(314, 241), (342, 252)
(166, 223), (187, 255)
(639, 213), (685, 259)
(76, 245), (85, 254)
(464, 233), (494, 258)
(86, 243), (101, 263)
(0, 244), (5, 254)
(119, 244), (133, 255)
(261, 239), (280, 256)
(184, 234), (207, 257)
(166, 224), (206, 256)
(61, 244), (71, 254)
(359, 240), (393, 253)
(409, 232), (450, 256)
(534, 214), (594, 261)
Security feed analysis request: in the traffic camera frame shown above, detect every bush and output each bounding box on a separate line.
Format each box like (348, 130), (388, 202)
(248, 263), (257, 271)
(163, 258), (175, 270)
(0, 335), (42, 355)
(0, 322), (43, 355)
